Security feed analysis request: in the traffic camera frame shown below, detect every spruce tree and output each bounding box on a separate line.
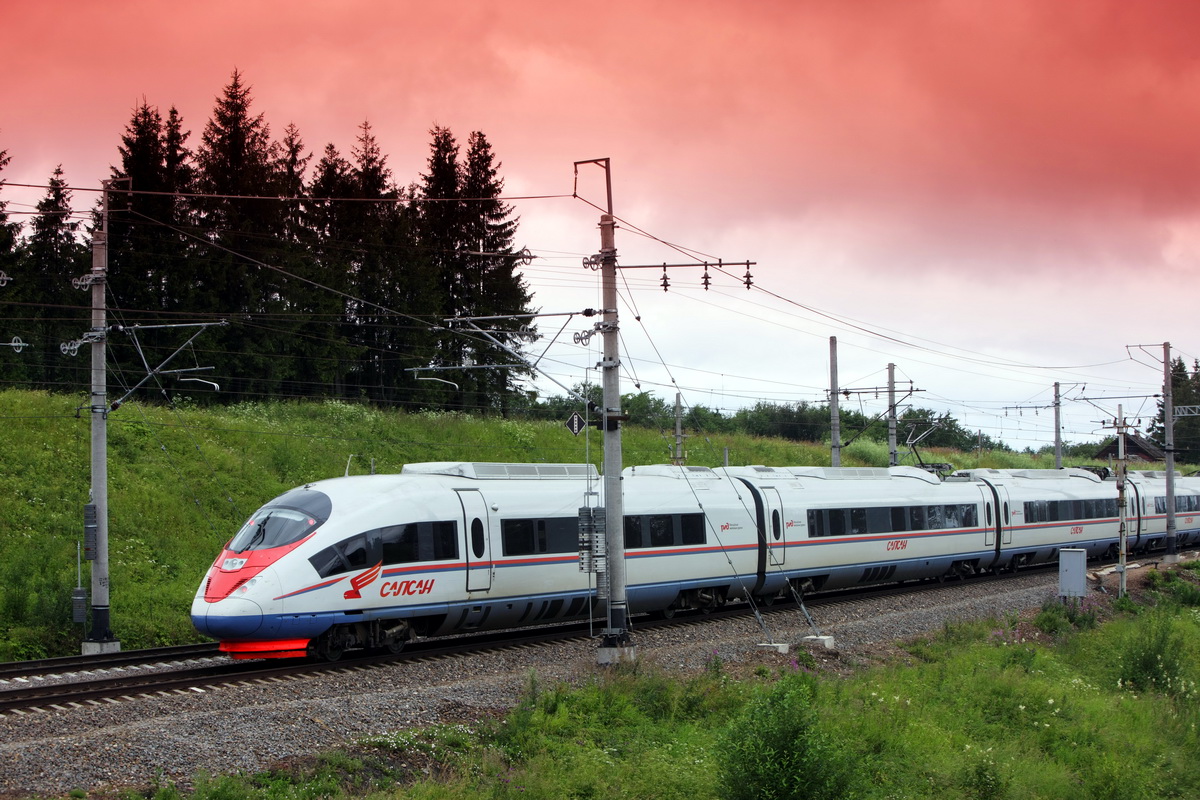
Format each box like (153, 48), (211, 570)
(418, 126), (468, 409)
(461, 130), (533, 414)
(416, 126), (530, 413)
(1152, 358), (1200, 464)
(0, 144), (23, 387)
(308, 142), (361, 398)
(192, 70), (291, 400)
(12, 167), (89, 391)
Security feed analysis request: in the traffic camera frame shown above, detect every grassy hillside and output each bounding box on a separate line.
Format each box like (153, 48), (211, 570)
(0, 389), (1120, 660)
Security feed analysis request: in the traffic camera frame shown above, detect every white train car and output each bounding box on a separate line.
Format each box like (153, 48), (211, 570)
(720, 465), (998, 593)
(192, 461), (1200, 660)
(192, 461), (764, 659)
(1125, 470), (1200, 551)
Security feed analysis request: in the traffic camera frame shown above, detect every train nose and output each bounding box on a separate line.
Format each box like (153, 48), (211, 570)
(190, 567), (282, 640)
(191, 596), (265, 638)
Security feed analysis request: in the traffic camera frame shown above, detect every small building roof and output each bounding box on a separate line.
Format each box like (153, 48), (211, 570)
(1093, 433), (1164, 462)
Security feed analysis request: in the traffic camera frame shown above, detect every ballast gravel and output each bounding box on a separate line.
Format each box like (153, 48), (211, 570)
(0, 569), (1097, 798)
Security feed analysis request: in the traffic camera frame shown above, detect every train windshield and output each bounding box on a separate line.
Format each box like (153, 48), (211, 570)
(228, 488), (333, 553)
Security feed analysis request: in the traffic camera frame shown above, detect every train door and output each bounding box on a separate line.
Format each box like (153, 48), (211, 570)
(997, 486), (1013, 546)
(979, 484), (996, 547)
(1126, 481), (1143, 550)
(761, 486), (787, 567)
(975, 477), (1012, 558)
(456, 489), (493, 592)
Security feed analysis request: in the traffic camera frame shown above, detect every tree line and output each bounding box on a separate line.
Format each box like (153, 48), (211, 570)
(0, 71), (1189, 459)
(0, 70), (532, 412)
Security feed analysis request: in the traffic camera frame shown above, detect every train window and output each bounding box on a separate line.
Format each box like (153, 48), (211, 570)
(471, 518), (485, 559)
(649, 515), (673, 547)
(544, 518), (578, 553)
(926, 505), (944, 530)
(807, 510), (824, 537)
(829, 510), (847, 537)
(771, 510), (782, 541)
(428, 521), (458, 560)
(943, 505), (961, 528)
(229, 489), (332, 553)
(986, 503), (992, 527)
(850, 508), (867, 535)
(624, 516), (644, 549)
(341, 534), (370, 568)
(310, 521), (458, 577)
(866, 507), (891, 534)
(1003, 502), (1009, 524)
(309, 547), (346, 578)
(502, 519), (536, 556)
(309, 530), (378, 578)
(963, 505), (978, 527)
(682, 513), (706, 545)
(501, 518), (578, 556)
(908, 506), (927, 531)
(380, 524), (419, 563)
(890, 507), (907, 532)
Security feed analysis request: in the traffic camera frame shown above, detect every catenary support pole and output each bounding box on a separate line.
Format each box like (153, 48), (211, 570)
(1164, 342), (1178, 561)
(598, 206), (633, 663)
(888, 363), (898, 467)
(1053, 382), (1062, 470)
(84, 181), (119, 654)
(830, 337), (840, 467)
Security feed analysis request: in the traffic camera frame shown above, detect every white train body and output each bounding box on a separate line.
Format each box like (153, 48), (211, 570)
(190, 462), (1200, 659)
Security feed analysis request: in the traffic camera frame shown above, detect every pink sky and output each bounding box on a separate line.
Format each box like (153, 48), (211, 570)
(5, 0), (1199, 448)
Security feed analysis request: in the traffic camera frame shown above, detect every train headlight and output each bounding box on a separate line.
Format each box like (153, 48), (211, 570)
(236, 577), (260, 595)
(222, 557), (248, 571)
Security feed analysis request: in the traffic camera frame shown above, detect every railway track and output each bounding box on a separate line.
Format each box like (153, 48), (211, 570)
(0, 561), (1083, 717)
(0, 642), (220, 682)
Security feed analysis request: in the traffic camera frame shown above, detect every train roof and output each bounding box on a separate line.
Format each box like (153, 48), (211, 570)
(622, 464), (721, 480)
(718, 465), (942, 485)
(399, 462), (599, 480)
(955, 467), (1103, 483)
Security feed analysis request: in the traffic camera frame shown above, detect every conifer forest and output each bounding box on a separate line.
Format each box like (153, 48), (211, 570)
(1, 70), (1197, 458)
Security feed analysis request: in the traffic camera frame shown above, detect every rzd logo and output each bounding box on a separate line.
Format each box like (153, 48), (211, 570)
(344, 562), (382, 599)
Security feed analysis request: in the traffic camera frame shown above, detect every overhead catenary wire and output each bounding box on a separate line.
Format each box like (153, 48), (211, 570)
(5, 178), (1178, 450)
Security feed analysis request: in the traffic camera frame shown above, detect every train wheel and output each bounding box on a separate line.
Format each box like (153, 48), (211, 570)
(385, 638), (407, 655)
(312, 631), (347, 662)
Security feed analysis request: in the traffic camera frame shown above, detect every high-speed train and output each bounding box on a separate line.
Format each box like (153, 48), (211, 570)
(190, 461), (1200, 659)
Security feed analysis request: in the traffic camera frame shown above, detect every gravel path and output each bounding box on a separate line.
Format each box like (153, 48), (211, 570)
(0, 569), (1080, 798)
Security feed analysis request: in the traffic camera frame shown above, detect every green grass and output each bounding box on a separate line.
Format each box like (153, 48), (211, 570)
(117, 592), (1200, 799)
(0, 388), (1132, 659)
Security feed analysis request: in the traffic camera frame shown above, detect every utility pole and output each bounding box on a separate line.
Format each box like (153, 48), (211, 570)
(1163, 342), (1178, 561)
(829, 336), (841, 467)
(1115, 405), (1130, 600)
(887, 363), (898, 467)
(575, 158), (634, 664)
(82, 180), (118, 654)
(1053, 382), (1062, 469)
(598, 209), (632, 661)
(672, 392), (685, 465)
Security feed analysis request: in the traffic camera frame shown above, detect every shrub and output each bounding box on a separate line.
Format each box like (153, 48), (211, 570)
(1116, 609), (1189, 695)
(717, 672), (861, 800)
